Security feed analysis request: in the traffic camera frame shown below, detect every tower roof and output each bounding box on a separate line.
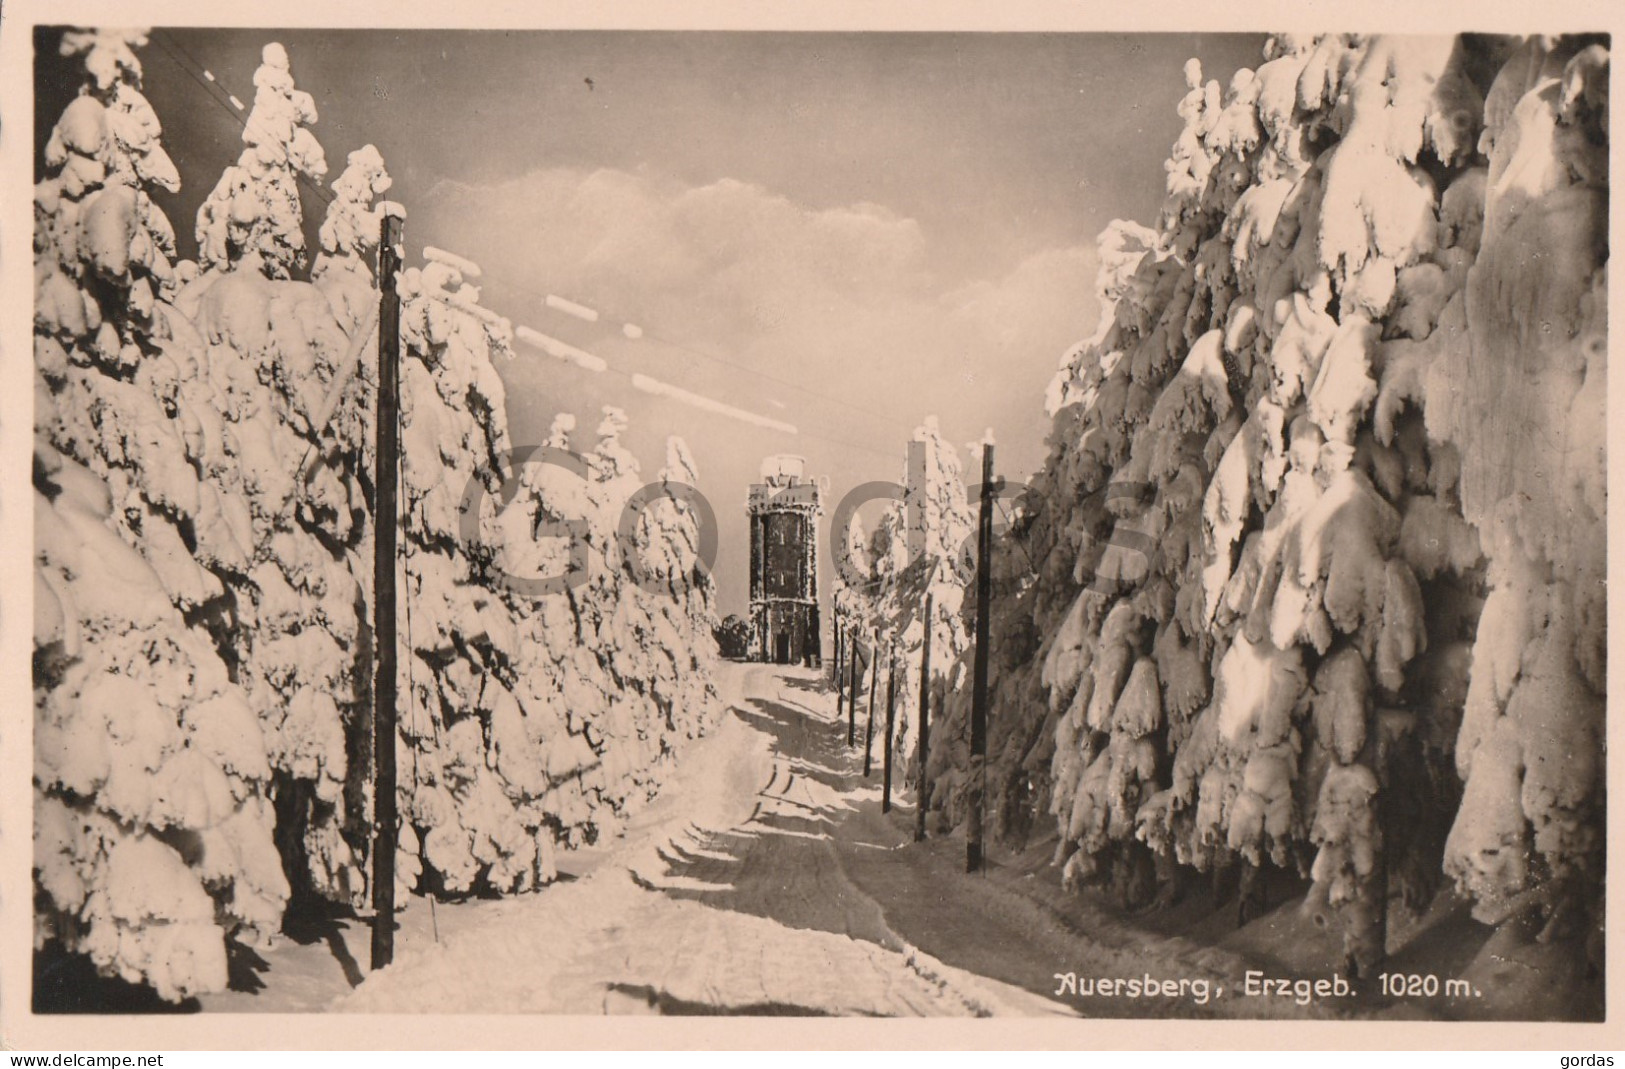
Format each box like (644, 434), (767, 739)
(749, 453), (824, 512)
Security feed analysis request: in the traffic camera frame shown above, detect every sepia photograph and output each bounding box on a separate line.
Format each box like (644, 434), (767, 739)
(5, 0), (1616, 1049)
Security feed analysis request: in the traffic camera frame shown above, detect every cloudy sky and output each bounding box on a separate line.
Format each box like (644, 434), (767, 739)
(109, 28), (1264, 615)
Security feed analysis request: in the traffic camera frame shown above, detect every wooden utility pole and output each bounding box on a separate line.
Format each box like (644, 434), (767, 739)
(863, 628), (880, 777)
(371, 211), (403, 969)
(833, 619), (845, 729)
(915, 591), (934, 842)
(967, 443), (995, 874)
(846, 630), (859, 748)
(882, 652), (898, 812)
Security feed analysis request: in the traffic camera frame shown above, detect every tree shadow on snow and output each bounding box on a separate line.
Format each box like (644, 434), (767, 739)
(644, 692), (905, 951)
(780, 673), (836, 698)
(225, 939), (270, 994)
(734, 699), (854, 795)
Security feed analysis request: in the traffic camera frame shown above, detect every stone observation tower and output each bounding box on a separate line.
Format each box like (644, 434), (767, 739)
(747, 455), (824, 666)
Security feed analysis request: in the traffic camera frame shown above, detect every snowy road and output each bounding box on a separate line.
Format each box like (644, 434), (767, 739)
(334, 662), (1071, 1015)
(203, 661), (1355, 1017)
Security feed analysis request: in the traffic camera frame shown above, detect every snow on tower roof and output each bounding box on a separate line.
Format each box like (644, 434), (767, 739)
(760, 454), (805, 481)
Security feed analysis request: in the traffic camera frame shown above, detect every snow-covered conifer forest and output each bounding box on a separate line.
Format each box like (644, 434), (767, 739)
(910, 33), (1609, 979)
(28, 27), (1607, 1022)
(33, 30), (721, 1003)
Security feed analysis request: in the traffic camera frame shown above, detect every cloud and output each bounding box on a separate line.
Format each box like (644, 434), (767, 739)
(416, 167), (1102, 613)
(422, 169), (932, 316)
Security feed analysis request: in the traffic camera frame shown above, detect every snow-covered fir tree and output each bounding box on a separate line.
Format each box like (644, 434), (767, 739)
(931, 33), (1607, 974)
(33, 28), (289, 1002)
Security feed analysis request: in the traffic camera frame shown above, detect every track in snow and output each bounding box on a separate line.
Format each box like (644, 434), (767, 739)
(330, 662), (1069, 1016)
(206, 661), (1351, 1017)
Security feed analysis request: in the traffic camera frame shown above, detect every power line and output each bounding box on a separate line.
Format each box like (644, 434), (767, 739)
(148, 33), (242, 125)
(498, 291), (908, 460)
(477, 273), (916, 434)
(142, 32), (927, 472)
(150, 29), (336, 209)
(505, 337), (899, 462)
(489, 276), (918, 459)
(796, 426), (904, 461)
